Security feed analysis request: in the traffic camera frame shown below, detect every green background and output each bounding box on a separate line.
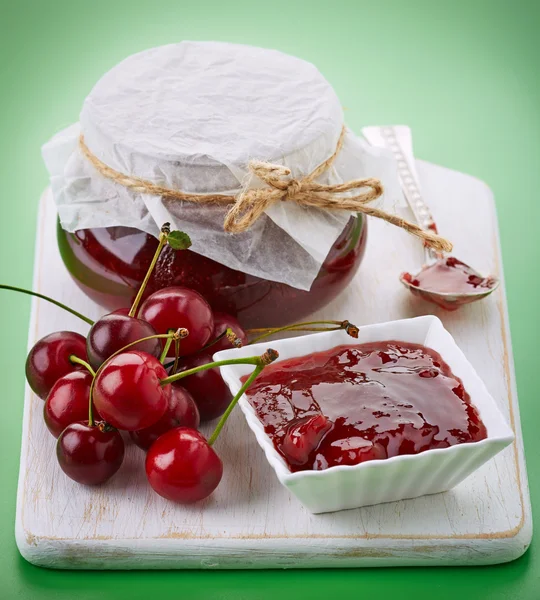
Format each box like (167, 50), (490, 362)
(0, 0), (538, 598)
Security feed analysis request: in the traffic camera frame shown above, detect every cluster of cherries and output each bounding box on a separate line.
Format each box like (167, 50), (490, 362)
(6, 224), (357, 504)
(18, 224), (281, 504)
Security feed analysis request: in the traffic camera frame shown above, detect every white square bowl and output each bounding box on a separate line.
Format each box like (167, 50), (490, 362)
(214, 316), (514, 514)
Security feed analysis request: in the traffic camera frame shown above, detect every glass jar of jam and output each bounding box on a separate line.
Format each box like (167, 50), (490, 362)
(57, 214), (367, 329)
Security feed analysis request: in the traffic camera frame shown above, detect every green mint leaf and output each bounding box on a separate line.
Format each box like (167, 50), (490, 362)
(167, 230), (192, 250)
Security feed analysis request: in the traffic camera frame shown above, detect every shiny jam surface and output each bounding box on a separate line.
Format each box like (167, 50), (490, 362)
(243, 341), (487, 472)
(402, 257), (496, 295)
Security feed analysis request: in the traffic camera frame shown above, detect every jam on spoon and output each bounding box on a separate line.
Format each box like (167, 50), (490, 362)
(401, 257), (499, 309)
(243, 341), (487, 472)
(362, 125), (499, 310)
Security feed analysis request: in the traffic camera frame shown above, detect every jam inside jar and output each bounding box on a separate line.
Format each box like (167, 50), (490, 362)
(57, 214), (367, 328)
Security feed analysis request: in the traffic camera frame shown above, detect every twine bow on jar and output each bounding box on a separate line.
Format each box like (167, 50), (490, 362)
(78, 126), (452, 253)
(223, 161), (384, 234)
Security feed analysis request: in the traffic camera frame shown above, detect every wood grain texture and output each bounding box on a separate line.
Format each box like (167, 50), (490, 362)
(15, 160), (532, 569)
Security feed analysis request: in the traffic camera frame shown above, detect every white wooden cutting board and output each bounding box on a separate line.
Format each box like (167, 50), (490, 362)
(15, 160), (532, 569)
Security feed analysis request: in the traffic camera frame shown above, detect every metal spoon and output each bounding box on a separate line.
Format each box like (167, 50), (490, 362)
(362, 125), (499, 311)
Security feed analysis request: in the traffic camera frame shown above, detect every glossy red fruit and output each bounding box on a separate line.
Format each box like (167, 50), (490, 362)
(93, 350), (170, 431)
(86, 312), (161, 370)
(179, 352), (232, 421)
(280, 414), (332, 466)
(145, 427), (223, 503)
(56, 421), (124, 485)
(44, 371), (99, 438)
(210, 312), (248, 353)
(129, 385), (200, 450)
(26, 331), (88, 400)
(139, 287), (214, 357)
(58, 216), (367, 329)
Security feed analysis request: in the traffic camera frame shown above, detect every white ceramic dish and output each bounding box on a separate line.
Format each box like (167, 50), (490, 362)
(214, 316), (514, 514)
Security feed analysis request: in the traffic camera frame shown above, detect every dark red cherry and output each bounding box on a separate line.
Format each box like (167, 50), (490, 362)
(26, 331), (88, 400)
(86, 312), (161, 370)
(56, 421), (125, 485)
(93, 350), (170, 430)
(280, 414), (332, 466)
(179, 352), (232, 421)
(210, 312), (248, 353)
(129, 385), (200, 450)
(145, 427), (223, 503)
(44, 371), (99, 438)
(139, 286), (214, 357)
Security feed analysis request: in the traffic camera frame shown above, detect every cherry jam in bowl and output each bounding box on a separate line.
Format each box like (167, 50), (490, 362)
(215, 316), (514, 514)
(57, 215), (367, 329)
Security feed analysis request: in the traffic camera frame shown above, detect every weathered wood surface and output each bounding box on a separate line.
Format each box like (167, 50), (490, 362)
(16, 160), (532, 568)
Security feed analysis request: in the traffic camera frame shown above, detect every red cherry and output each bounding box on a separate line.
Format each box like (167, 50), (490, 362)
(210, 312), (248, 353)
(59, 216), (366, 329)
(129, 385), (200, 450)
(56, 421), (124, 485)
(26, 331), (87, 400)
(93, 350), (170, 431)
(145, 427), (223, 503)
(179, 352), (232, 421)
(139, 286), (214, 357)
(86, 312), (161, 370)
(44, 371), (99, 438)
(279, 414), (332, 466)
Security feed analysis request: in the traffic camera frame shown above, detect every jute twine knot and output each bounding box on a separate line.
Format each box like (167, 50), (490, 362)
(78, 127), (452, 253)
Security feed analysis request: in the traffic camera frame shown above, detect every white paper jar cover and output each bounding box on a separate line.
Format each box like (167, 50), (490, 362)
(42, 41), (403, 290)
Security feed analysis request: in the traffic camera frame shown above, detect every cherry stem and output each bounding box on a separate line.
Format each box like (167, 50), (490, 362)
(194, 327), (243, 357)
(128, 223), (170, 318)
(247, 320), (344, 333)
(0, 284), (94, 325)
(160, 349), (278, 386)
(247, 320), (359, 344)
(207, 364), (264, 446)
(172, 338), (180, 374)
(69, 355), (96, 426)
(69, 355), (96, 377)
(160, 332), (174, 364)
(200, 330), (227, 352)
(160, 356), (259, 386)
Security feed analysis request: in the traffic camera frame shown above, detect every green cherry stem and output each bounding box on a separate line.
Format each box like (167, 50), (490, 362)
(172, 337), (180, 375)
(207, 364), (264, 446)
(0, 284), (94, 325)
(69, 355), (96, 377)
(160, 349), (279, 387)
(128, 223), (170, 318)
(69, 355), (97, 426)
(160, 335), (174, 364)
(160, 328), (188, 365)
(160, 357), (258, 386)
(192, 327), (243, 358)
(247, 320), (359, 344)
(200, 330), (227, 352)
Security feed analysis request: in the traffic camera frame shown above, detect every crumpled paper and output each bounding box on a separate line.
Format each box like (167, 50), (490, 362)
(42, 41), (403, 290)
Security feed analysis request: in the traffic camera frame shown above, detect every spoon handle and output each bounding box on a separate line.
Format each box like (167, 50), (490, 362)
(362, 126), (441, 263)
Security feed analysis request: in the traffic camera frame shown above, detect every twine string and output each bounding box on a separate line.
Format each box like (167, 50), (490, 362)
(78, 128), (452, 253)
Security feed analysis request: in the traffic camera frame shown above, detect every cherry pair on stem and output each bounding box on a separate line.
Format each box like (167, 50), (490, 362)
(56, 326), (278, 503)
